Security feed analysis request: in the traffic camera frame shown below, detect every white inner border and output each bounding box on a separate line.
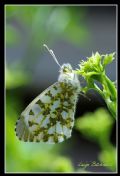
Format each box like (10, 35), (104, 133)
(4, 4), (118, 174)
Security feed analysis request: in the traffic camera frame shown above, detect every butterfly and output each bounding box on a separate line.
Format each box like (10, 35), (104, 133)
(15, 44), (80, 144)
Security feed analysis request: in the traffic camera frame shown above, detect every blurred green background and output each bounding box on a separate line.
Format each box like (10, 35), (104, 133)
(5, 5), (117, 173)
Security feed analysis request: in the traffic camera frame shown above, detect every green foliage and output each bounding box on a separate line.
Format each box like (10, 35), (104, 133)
(6, 6), (89, 48)
(75, 52), (117, 119)
(6, 65), (30, 89)
(75, 108), (113, 145)
(99, 147), (116, 171)
(49, 157), (74, 172)
(6, 24), (21, 46)
(75, 108), (116, 171)
(6, 5), (90, 79)
(103, 53), (115, 68)
(75, 52), (117, 172)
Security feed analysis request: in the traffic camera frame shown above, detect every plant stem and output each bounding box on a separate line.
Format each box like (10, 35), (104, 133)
(100, 74), (117, 119)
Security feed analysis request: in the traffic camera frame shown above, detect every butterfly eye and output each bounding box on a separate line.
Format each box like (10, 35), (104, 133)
(63, 67), (72, 73)
(63, 68), (68, 73)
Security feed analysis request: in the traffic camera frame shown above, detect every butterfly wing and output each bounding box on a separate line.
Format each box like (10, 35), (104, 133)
(15, 82), (78, 144)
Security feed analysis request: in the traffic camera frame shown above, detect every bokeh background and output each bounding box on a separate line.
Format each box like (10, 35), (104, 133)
(5, 5), (117, 173)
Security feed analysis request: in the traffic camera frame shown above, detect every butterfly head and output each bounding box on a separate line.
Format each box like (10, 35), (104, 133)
(58, 63), (80, 91)
(61, 63), (73, 74)
(43, 44), (80, 87)
(59, 63), (76, 82)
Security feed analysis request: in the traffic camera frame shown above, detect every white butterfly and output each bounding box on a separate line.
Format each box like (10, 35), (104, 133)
(15, 44), (80, 144)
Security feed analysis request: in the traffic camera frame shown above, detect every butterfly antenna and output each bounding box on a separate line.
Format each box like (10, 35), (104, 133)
(43, 44), (61, 68)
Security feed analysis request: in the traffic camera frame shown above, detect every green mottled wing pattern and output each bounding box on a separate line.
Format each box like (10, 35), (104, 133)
(15, 82), (78, 143)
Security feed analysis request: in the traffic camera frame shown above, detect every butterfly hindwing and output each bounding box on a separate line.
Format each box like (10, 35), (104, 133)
(15, 81), (78, 143)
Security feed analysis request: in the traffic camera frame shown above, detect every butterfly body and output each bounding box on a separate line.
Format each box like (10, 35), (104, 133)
(15, 57), (80, 144)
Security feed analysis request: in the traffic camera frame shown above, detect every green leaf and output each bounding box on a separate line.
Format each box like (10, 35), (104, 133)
(75, 52), (117, 119)
(103, 53), (115, 68)
(75, 108), (113, 143)
(50, 157), (74, 172)
(6, 66), (30, 89)
(6, 25), (21, 46)
(99, 147), (116, 171)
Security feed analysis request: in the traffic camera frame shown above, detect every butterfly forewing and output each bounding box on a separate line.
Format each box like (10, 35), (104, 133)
(15, 82), (78, 143)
